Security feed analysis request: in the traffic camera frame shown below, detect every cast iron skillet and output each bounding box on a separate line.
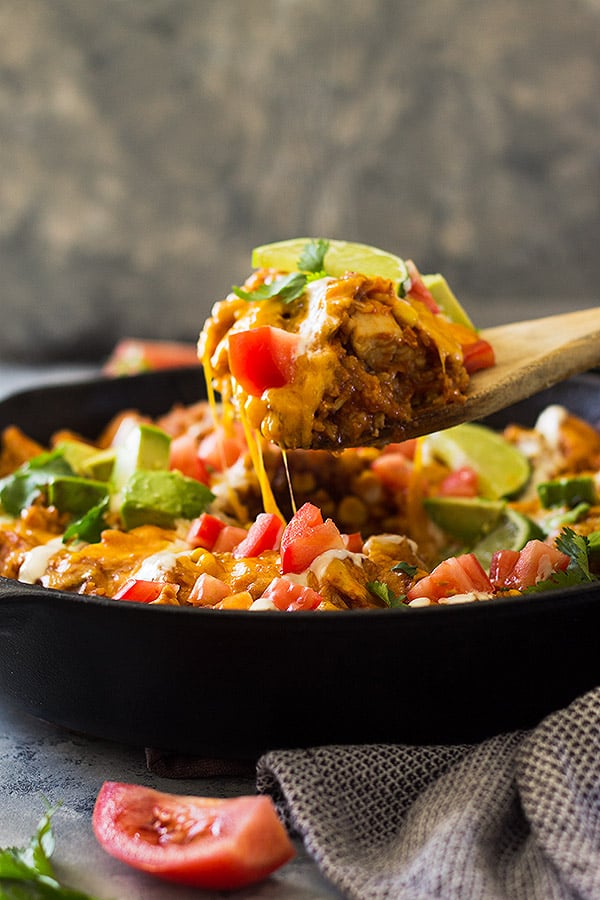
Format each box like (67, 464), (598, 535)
(0, 368), (599, 758)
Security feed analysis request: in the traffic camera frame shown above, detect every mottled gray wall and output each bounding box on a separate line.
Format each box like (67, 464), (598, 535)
(1, 0), (599, 362)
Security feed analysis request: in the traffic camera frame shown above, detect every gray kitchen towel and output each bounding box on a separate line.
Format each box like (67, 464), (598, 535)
(257, 686), (600, 899)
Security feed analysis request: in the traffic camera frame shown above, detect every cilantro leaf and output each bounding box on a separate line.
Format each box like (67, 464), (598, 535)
(297, 239), (329, 274)
(0, 803), (99, 899)
(232, 272), (307, 304)
(391, 561), (419, 577)
(367, 580), (408, 609)
(0, 452), (74, 516)
(62, 498), (109, 544)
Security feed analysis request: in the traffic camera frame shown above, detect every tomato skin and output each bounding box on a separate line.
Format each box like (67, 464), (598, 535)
(461, 337), (495, 374)
(406, 260), (440, 313)
(491, 540), (569, 591)
(438, 466), (479, 498)
(228, 326), (301, 396)
(212, 524), (249, 553)
(343, 532), (364, 553)
(489, 549), (521, 590)
(261, 577), (323, 611)
(197, 425), (246, 472)
(280, 502), (345, 574)
(113, 579), (165, 603)
(169, 433), (211, 484)
(93, 782), (295, 890)
(186, 513), (226, 550)
(407, 553), (493, 602)
(371, 452), (412, 492)
(233, 513), (284, 558)
(188, 573), (231, 606)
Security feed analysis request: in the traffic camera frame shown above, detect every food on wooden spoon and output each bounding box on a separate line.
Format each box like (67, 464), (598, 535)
(198, 239), (494, 451)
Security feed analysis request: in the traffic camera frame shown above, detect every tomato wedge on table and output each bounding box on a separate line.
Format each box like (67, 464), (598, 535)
(93, 782), (295, 890)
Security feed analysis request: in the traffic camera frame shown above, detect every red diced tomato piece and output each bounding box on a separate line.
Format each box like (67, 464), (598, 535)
(371, 452), (412, 492)
(407, 553), (493, 602)
(212, 524), (250, 553)
(188, 573), (231, 606)
(438, 466), (479, 497)
(93, 782), (295, 890)
(382, 439), (418, 460)
(197, 425), (246, 472)
(261, 577), (323, 611)
(113, 579), (165, 603)
(280, 503), (345, 574)
(186, 513), (226, 550)
(489, 549), (521, 590)
(342, 532), (364, 553)
(492, 540), (569, 591)
(406, 260), (440, 313)
(228, 326), (301, 396)
(461, 337), (495, 374)
(169, 433), (211, 484)
(233, 513), (284, 558)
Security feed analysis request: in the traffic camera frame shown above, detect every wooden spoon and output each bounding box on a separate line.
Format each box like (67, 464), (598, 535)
(375, 306), (600, 444)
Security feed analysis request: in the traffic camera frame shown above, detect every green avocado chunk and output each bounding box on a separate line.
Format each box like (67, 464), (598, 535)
(47, 476), (109, 517)
(111, 424), (172, 492)
(119, 470), (214, 530)
(537, 476), (597, 509)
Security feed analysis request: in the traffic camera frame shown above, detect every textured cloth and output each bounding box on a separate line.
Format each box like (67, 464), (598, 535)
(257, 687), (600, 900)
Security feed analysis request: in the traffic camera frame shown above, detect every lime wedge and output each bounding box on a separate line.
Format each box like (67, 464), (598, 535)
(421, 273), (475, 329)
(423, 423), (531, 500)
(472, 509), (544, 570)
(251, 238), (411, 295)
(423, 496), (505, 543)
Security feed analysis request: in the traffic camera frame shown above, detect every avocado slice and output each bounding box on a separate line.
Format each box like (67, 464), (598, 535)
(537, 476), (597, 509)
(111, 424), (172, 493)
(120, 470), (214, 530)
(54, 438), (99, 474)
(48, 476), (109, 517)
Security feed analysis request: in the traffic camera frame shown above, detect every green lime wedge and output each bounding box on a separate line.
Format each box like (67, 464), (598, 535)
(423, 496), (505, 543)
(251, 238), (411, 295)
(424, 423), (531, 500)
(472, 509), (544, 570)
(421, 273), (475, 329)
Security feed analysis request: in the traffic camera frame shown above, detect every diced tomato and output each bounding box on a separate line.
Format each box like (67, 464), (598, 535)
(407, 553), (493, 602)
(103, 339), (201, 376)
(438, 466), (479, 498)
(186, 513), (226, 550)
(382, 439), (418, 460)
(280, 502), (345, 574)
(197, 425), (246, 472)
(342, 532), (364, 553)
(489, 549), (521, 590)
(461, 337), (495, 374)
(213, 524), (250, 553)
(113, 579), (166, 603)
(371, 452), (412, 492)
(188, 573), (231, 606)
(491, 539), (569, 591)
(169, 433), (211, 484)
(233, 513), (284, 558)
(228, 326), (301, 396)
(260, 577), (323, 611)
(406, 260), (440, 313)
(93, 782), (295, 890)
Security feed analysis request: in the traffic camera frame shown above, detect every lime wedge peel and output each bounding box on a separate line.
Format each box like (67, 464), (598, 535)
(423, 496), (506, 544)
(423, 423), (531, 501)
(252, 238), (411, 296)
(472, 509), (544, 571)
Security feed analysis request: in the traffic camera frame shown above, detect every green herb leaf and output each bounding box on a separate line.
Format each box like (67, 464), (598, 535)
(391, 561), (419, 577)
(297, 239), (329, 274)
(367, 580), (408, 609)
(0, 803), (99, 899)
(0, 452), (74, 516)
(232, 272), (307, 304)
(62, 499), (109, 544)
